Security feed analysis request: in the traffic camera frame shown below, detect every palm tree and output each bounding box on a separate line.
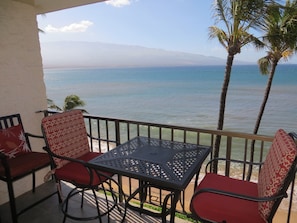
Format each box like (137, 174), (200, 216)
(248, 0), (297, 178)
(47, 94), (88, 113)
(47, 98), (63, 111)
(210, 0), (267, 172)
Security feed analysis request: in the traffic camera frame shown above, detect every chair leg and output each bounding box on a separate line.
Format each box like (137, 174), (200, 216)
(101, 182), (114, 223)
(91, 189), (103, 223)
(101, 180), (127, 223)
(6, 180), (18, 223)
(32, 172), (36, 193)
(102, 179), (127, 223)
(81, 188), (85, 208)
(62, 187), (76, 223)
(61, 187), (103, 222)
(56, 181), (63, 203)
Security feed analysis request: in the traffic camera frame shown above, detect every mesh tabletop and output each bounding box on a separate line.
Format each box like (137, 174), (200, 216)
(89, 136), (211, 190)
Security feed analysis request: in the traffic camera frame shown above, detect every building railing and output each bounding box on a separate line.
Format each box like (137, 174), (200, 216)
(44, 111), (296, 222)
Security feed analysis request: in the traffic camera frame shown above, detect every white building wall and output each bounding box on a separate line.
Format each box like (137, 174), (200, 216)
(0, 0), (49, 204)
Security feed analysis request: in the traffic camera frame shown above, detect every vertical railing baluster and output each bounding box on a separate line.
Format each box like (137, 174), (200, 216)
(243, 139), (248, 180)
(115, 119), (120, 146)
(225, 136), (232, 177)
(259, 141), (265, 173)
(86, 117), (93, 151)
(287, 172), (296, 223)
(97, 119), (101, 152)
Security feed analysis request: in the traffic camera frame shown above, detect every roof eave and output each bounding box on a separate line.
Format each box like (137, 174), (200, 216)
(15, 0), (107, 14)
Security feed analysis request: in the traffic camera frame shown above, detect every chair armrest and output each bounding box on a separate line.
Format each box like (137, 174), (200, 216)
(43, 146), (100, 186)
(289, 132), (297, 140)
(87, 133), (117, 144)
(192, 187), (286, 203)
(25, 132), (45, 153)
(43, 146), (87, 166)
(205, 157), (264, 173)
(26, 132), (44, 139)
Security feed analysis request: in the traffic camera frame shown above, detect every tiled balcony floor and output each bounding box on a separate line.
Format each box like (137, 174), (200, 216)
(0, 181), (191, 223)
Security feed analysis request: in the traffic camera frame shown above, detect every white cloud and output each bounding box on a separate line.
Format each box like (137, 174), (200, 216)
(105, 0), (132, 7)
(45, 20), (93, 33)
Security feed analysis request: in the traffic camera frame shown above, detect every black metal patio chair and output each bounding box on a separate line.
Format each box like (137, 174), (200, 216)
(41, 110), (126, 223)
(190, 129), (297, 223)
(0, 113), (57, 223)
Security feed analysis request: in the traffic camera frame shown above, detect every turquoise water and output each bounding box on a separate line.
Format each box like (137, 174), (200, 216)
(44, 65), (297, 136)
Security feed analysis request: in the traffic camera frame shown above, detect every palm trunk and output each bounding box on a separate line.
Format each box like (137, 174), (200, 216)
(247, 60), (278, 179)
(213, 53), (234, 173)
(253, 62), (277, 135)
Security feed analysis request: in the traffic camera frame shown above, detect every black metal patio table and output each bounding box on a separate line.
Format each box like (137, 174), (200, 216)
(88, 136), (211, 223)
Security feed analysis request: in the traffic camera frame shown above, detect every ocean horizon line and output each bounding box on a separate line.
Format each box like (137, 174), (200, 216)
(43, 63), (297, 71)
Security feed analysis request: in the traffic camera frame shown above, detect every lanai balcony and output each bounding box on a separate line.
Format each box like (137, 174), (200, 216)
(0, 0), (296, 222)
(1, 111), (296, 222)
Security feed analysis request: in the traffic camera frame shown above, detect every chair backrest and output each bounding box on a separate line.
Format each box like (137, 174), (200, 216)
(41, 110), (90, 169)
(257, 129), (297, 220)
(0, 114), (31, 158)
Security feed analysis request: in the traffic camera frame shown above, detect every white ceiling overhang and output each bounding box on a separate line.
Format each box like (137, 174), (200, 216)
(15, 0), (107, 14)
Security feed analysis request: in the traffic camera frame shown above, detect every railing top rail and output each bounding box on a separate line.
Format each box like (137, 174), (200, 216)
(43, 110), (274, 142)
(82, 113), (274, 142)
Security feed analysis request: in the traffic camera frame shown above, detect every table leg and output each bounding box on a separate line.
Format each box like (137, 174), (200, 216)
(126, 183), (181, 223)
(139, 180), (148, 211)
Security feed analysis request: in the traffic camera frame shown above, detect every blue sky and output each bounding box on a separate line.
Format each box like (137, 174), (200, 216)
(37, 0), (292, 64)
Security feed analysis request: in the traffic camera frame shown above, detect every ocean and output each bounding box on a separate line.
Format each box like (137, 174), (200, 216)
(44, 64), (297, 136)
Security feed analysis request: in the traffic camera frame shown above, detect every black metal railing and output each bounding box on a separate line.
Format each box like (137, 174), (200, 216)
(44, 111), (296, 222)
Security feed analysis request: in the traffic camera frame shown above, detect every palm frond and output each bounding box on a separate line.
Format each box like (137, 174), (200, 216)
(47, 99), (62, 111)
(258, 56), (271, 75)
(209, 26), (228, 49)
(282, 49), (294, 60)
(212, 0), (231, 33)
(260, 0), (297, 62)
(63, 94), (86, 111)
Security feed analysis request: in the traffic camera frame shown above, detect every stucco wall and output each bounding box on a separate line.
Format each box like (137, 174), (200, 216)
(0, 0), (49, 204)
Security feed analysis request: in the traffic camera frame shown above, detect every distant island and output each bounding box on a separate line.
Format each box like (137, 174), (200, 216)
(40, 41), (251, 69)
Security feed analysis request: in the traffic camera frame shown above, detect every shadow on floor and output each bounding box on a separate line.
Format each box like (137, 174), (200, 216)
(0, 181), (191, 223)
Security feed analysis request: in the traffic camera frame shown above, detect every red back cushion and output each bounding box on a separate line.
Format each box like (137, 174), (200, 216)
(258, 129), (297, 220)
(41, 110), (90, 168)
(0, 124), (30, 158)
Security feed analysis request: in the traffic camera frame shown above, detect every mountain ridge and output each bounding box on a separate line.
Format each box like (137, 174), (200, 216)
(40, 41), (250, 69)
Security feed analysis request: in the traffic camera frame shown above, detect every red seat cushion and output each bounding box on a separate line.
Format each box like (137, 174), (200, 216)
(191, 173), (265, 223)
(0, 152), (50, 179)
(55, 152), (112, 186)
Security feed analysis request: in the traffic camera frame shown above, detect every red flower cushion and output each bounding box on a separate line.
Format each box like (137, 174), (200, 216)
(258, 129), (297, 219)
(0, 124), (30, 158)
